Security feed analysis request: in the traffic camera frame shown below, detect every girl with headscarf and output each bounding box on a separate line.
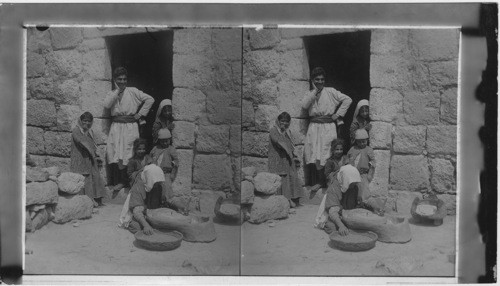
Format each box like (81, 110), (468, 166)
(301, 67), (352, 193)
(152, 99), (175, 144)
(349, 99), (371, 146)
(268, 112), (304, 208)
(70, 112), (107, 207)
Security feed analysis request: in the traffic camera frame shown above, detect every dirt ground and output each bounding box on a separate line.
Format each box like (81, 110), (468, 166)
(25, 202), (455, 277)
(241, 205), (456, 276)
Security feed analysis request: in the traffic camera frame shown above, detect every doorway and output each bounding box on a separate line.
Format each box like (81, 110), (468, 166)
(105, 30), (174, 148)
(304, 31), (371, 146)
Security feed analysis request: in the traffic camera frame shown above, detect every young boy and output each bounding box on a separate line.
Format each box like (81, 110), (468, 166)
(347, 129), (376, 203)
(149, 128), (178, 204)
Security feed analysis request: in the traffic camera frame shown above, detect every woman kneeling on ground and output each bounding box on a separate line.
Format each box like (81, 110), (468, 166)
(314, 139), (362, 236)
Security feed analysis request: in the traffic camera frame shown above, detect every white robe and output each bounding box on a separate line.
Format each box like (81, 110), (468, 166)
(302, 87), (352, 166)
(105, 87), (154, 166)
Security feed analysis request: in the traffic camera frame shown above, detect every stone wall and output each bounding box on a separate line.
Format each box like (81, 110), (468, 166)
(242, 28), (458, 214)
(26, 27), (242, 210)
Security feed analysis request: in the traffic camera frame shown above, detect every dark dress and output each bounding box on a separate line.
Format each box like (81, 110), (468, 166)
(70, 126), (106, 200)
(268, 126), (304, 200)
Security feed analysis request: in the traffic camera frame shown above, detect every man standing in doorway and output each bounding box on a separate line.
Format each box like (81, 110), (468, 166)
(104, 67), (155, 192)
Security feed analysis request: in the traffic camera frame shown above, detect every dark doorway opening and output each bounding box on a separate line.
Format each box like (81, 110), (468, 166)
(304, 31), (371, 147)
(105, 30), (174, 149)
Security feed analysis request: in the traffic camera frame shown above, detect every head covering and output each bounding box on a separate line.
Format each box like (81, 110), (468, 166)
(337, 165), (362, 193)
(76, 113), (97, 148)
(155, 99), (173, 120)
(158, 128), (172, 139)
(353, 100), (369, 121)
(355, 129), (369, 140)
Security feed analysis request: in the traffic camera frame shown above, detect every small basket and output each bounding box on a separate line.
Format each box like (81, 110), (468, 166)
(134, 229), (183, 251)
(410, 197), (446, 225)
(329, 230), (378, 252)
(214, 197), (241, 223)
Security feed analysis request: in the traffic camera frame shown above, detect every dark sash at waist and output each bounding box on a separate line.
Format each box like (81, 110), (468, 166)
(310, 115), (335, 124)
(112, 115), (136, 123)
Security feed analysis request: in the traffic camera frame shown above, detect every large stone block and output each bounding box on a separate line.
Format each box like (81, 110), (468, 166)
(52, 195), (93, 224)
(82, 50), (109, 80)
(26, 181), (58, 206)
(172, 88), (206, 123)
(56, 105), (81, 132)
(255, 105), (279, 132)
(369, 150), (390, 197)
(254, 172), (282, 195)
(44, 131), (72, 157)
(245, 78), (279, 105)
(50, 27), (83, 50)
(231, 156), (241, 192)
(45, 156), (71, 173)
(172, 121), (195, 149)
(403, 91), (440, 125)
(437, 194), (456, 215)
(244, 49), (280, 78)
(172, 149), (193, 195)
(248, 28), (281, 50)
(29, 155), (46, 168)
(242, 100), (255, 127)
(440, 88), (458, 125)
(173, 29), (212, 55)
(429, 158), (455, 193)
(242, 131), (268, 157)
(370, 122), (392, 150)
(26, 167), (49, 183)
(393, 126), (426, 154)
(206, 89), (241, 125)
(27, 99), (57, 127)
(242, 156), (268, 173)
(429, 61), (458, 89)
(27, 52), (46, 78)
(280, 49), (309, 81)
(57, 172), (85, 195)
(277, 80), (310, 118)
(53, 79), (81, 105)
(390, 155), (430, 192)
(427, 126), (457, 155)
(212, 28), (242, 61)
(275, 38), (304, 52)
(196, 125), (230, 154)
(370, 55), (410, 89)
(370, 30), (409, 55)
(410, 29), (459, 61)
(28, 77), (54, 100)
(229, 125), (242, 156)
(289, 118), (308, 145)
(78, 38), (106, 52)
(27, 28), (52, 53)
(172, 55), (213, 88)
(193, 154), (233, 192)
(211, 61), (241, 93)
(248, 195), (289, 224)
(27, 126), (45, 155)
(408, 61), (433, 93)
(80, 80), (112, 118)
(369, 89), (403, 123)
(47, 50), (83, 78)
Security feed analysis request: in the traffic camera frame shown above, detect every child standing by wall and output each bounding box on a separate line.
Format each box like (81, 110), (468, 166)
(149, 128), (178, 203)
(347, 129), (375, 202)
(349, 100), (371, 147)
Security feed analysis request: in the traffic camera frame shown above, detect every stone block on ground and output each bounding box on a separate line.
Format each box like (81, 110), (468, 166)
(253, 172), (282, 195)
(248, 195), (290, 224)
(26, 181), (58, 206)
(57, 172), (85, 195)
(26, 167), (49, 183)
(52, 195), (93, 224)
(393, 126), (426, 154)
(390, 155), (430, 192)
(241, 180), (255, 204)
(241, 166), (257, 177)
